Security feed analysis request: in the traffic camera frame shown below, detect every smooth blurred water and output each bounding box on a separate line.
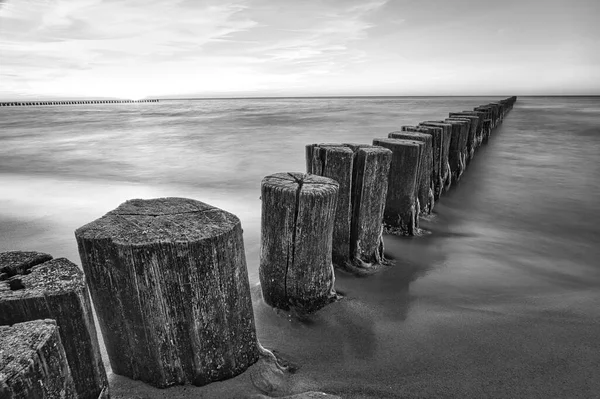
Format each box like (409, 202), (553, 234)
(1, 97), (599, 398)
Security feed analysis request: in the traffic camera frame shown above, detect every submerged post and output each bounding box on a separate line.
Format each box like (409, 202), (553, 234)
(373, 138), (422, 236)
(306, 144), (392, 272)
(260, 173), (339, 312)
(0, 320), (77, 399)
(75, 198), (259, 388)
(0, 251), (109, 399)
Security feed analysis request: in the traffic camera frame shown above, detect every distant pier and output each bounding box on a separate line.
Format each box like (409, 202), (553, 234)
(0, 99), (159, 106)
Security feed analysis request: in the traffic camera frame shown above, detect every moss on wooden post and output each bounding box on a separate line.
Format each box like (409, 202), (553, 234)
(0, 320), (77, 399)
(0, 252), (109, 399)
(75, 198), (259, 388)
(372, 138), (422, 236)
(306, 144), (392, 273)
(260, 173), (339, 312)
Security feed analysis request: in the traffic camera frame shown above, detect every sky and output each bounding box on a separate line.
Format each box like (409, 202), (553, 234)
(0, 0), (599, 99)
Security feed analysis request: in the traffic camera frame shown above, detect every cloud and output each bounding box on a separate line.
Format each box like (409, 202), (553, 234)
(0, 0), (390, 98)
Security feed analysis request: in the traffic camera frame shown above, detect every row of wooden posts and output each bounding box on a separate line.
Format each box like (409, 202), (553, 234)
(0, 99), (159, 107)
(0, 96), (516, 397)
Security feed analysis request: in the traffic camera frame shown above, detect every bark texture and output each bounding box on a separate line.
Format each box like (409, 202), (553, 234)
(420, 122), (452, 191)
(306, 144), (392, 272)
(387, 132), (434, 215)
(75, 197), (259, 388)
(0, 319), (77, 399)
(0, 252), (109, 399)
(260, 173), (339, 312)
(372, 138), (421, 236)
(401, 125), (444, 200)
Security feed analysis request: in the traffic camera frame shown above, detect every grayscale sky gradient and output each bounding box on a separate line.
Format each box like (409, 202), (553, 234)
(1, 0), (599, 99)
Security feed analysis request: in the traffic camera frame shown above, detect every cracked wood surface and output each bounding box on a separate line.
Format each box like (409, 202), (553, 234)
(0, 252), (109, 399)
(75, 197), (259, 388)
(260, 173), (338, 313)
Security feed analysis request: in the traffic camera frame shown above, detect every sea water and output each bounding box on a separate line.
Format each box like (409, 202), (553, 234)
(1, 97), (599, 397)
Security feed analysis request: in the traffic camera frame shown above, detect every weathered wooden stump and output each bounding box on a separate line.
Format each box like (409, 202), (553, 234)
(401, 125), (444, 200)
(431, 120), (466, 182)
(260, 173), (339, 312)
(475, 106), (496, 131)
(481, 119), (492, 142)
(75, 197), (259, 388)
(452, 111), (486, 148)
(420, 122), (452, 191)
(0, 320), (77, 399)
(372, 139), (422, 236)
(448, 115), (479, 160)
(306, 144), (392, 272)
(443, 118), (470, 171)
(387, 132), (434, 215)
(0, 252), (109, 399)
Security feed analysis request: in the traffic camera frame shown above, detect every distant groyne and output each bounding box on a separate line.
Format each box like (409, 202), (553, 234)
(0, 99), (159, 106)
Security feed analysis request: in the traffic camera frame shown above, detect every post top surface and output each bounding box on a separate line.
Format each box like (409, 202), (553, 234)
(263, 172), (339, 189)
(75, 197), (241, 245)
(311, 142), (392, 155)
(404, 125), (443, 133)
(421, 121), (452, 127)
(389, 131), (433, 141)
(373, 138), (422, 148)
(0, 257), (84, 300)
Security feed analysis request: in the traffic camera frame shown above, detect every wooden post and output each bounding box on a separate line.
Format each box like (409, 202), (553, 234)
(442, 119), (470, 176)
(401, 125), (444, 200)
(427, 120), (464, 183)
(481, 119), (492, 142)
(475, 106), (496, 131)
(420, 122), (453, 191)
(0, 252), (109, 399)
(372, 138), (421, 236)
(452, 111), (486, 148)
(444, 118), (470, 169)
(260, 173), (339, 311)
(75, 197), (259, 388)
(447, 115), (479, 161)
(0, 320), (77, 399)
(387, 132), (434, 215)
(306, 144), (392, 272)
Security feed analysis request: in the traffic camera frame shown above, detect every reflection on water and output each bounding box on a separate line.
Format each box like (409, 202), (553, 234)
(1, 96), (600, 397)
